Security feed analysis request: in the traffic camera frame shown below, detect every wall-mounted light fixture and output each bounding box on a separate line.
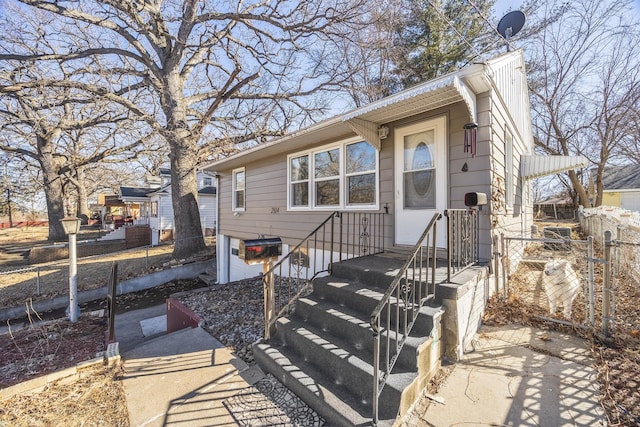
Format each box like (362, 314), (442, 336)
(378, 125), (389, 140)
(463, 123), (478, 158)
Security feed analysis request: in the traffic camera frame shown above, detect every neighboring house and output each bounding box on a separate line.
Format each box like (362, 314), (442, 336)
(534, 195), (576, 220)
(102, 169), (217, 244)
(599, 165), (640, 212)
(203, 50), (586, 425)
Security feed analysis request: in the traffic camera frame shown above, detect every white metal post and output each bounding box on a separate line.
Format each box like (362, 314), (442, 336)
(68, 232), (79, 322)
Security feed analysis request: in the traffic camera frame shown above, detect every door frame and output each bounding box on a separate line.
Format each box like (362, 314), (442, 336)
(394, 116), (448, 247)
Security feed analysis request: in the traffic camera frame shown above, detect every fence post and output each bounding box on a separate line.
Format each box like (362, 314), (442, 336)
(602, 230), (613, 337)
(587, 236), (595, 326)
(36, 266), (41, 296)
(501, 233), (507, 298)
(493, 235), (500, 296)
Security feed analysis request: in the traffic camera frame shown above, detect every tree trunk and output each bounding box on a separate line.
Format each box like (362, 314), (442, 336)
(568, 170), (591, 208)
(40, 151), (67, 241)
(169, 138), (205, 258)
(75, 166), (90, 223)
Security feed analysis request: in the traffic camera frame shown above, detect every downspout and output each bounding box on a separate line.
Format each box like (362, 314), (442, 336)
(159, 195), (162, 243)
(215, 173), (221, 284)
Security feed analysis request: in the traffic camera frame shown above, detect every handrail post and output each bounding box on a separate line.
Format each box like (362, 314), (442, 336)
(445, 210), (451, 282)
(372, 327), (380, 426)
(339, 211), (343, 263)
(264, 261), (275, 340)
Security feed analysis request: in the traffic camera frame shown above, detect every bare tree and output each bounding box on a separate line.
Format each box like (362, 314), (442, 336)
(1, 0), (367, 257)
(526, 0), (640, 207)
(0, 14), (154, 240)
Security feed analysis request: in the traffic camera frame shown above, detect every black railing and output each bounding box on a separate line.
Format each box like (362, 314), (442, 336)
(262, 211), (385, 339)
(370, 212), (441, 425)
(446, 208), (479, 281)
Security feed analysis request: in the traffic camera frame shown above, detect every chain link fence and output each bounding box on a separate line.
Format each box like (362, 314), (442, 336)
(502, 230), (599, 330)
(579, 207), (640, 336)
(500, 207), (640, 337)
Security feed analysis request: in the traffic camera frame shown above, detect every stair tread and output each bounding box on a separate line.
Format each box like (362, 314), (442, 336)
(276, 315), (424, 377)
(255, 341), (408, 425)
(254, 255), (446, 425)
(296, 296), (435, 348)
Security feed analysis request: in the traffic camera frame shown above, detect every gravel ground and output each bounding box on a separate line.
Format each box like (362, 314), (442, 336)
(176, 277), (265, 364)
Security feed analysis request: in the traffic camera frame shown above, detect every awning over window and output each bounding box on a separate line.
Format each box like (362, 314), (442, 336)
(520, 155), (588, 180)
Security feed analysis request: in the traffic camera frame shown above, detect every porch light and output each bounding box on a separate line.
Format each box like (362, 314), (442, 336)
(60, 216), (81, 235)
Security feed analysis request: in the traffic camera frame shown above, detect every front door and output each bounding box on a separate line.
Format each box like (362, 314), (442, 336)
(394, 116), (447, 247)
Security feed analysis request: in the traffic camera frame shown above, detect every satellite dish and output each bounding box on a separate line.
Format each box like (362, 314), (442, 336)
(497, 10), (525, 47)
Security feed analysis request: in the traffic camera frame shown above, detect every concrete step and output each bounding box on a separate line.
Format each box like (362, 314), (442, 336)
(253, 340), (407, 426)
(254, 254), (444, 426)
(310, 276), (433, 336)
(293, 296), (434, 370)
(198, 273), (216, 286)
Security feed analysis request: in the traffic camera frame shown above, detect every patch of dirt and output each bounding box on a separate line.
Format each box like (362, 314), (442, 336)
(0, 277), (212, 426)
(0, 315), (106, 389)
(0, 364), (129, 427)
(0, 226), (103, 266)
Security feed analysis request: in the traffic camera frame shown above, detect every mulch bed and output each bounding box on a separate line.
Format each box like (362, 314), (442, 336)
(0, 315), (106, 389)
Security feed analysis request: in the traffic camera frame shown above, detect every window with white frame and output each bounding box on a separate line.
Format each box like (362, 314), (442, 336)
(288, 139), (378, 210)
(203, 177), (213, 187)
(290, 155), (309, 207)
(505, 130), (515, 207)
(232, 168), (245, 211)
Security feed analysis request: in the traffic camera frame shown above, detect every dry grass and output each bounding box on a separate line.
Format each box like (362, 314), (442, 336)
(0, 226), (216, 310)
(0, 364), (129, 427)
(0, 245), (175, 309)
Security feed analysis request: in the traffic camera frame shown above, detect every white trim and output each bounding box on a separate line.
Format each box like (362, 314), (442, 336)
(232, 167), (246, 212)
(603, 188), (640, 193)
(505, 128), (514, 208)
(287, 136), (379, 212)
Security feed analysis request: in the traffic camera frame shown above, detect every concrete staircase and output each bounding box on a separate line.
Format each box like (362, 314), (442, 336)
(97, 226), (126, 241)
(254, 254), (444, 426)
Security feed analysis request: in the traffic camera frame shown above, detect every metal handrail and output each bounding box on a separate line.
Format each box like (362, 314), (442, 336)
(370, 212), (441, 425)
(262, 211), (385, 339)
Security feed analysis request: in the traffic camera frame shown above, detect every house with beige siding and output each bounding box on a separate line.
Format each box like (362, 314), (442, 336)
(208, 51), (539, 283)
(203, 50), (584, 426)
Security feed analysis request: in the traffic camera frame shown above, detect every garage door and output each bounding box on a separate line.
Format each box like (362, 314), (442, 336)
(621, 192), (640, 212)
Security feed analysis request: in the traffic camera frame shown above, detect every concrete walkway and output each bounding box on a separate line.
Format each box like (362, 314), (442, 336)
(404, 324), (605, 427)
(115, 306), (265, 427)
(116, 307), (606, 427)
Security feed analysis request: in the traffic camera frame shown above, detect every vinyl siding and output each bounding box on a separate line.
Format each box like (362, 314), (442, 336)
(216, 87), (532, 267)
(198, 194), (217, 232)
(218, 151), (392, 247)
(487, 56), (534, 243)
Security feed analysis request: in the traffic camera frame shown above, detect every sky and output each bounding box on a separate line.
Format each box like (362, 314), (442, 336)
(493, 0), (525, 17)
